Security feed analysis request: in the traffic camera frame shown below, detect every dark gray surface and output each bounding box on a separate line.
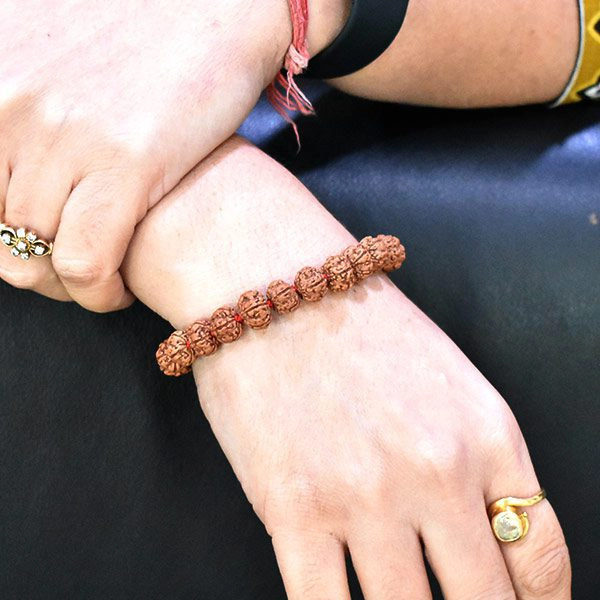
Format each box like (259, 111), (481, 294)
(2, 86), (599, 598)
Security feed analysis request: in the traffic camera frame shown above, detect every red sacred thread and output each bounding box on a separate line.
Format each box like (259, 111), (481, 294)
(267, 0), (314, 145)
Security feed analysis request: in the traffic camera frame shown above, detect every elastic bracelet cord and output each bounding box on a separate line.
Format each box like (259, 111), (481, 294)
(156, 234), (406, 377)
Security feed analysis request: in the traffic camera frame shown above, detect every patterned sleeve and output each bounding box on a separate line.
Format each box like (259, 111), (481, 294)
(550, 0), (600, 106)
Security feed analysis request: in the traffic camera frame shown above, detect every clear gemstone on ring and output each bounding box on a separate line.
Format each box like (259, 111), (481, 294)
(16, 240), (28, 252)
(11, 248), (20, 257)
(20, 252), (30, 261)
(1, 233), (11, 245)
(25, 232), (37, 242)
(16, 227), (26, 238)
(494, 511), (523, 542)
(33, 245), (46, 256)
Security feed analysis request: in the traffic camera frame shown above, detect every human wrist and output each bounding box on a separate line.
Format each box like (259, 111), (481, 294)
(165, 213), (357, 331)
(123, 137), (357, 330)
(161, 230), (405, 378)
(155, 220), (405, 377)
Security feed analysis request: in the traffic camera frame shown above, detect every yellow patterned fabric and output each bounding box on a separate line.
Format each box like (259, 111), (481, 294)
(552, 0), (600, 105)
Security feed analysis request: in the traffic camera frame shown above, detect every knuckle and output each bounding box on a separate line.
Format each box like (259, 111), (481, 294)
(277, 477), (325, 521)
(53, 256), (104, 286)
(520, 540), (571, 596)
(482, 408), (528, 460)
(263, 474), (344, 533)
(413, 434), (469, 488)
(86, 143), (152, 181)
(353, 454), (398, 511)
(357, 473), (390, 510)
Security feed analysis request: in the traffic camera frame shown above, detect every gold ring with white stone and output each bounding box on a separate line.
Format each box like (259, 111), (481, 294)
(488, 489), (547, 543)
(0, 223), (53, 261)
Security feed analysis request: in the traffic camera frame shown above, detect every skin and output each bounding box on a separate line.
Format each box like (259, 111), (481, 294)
(331, 0), (579, 107)
(1, 2), (579, 595)
(0, 0), (579, 310)
(0, 0), (294, 308)
(123, 136), (572, 599)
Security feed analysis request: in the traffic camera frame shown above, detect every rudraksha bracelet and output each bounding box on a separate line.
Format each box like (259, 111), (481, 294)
(156, 235), (406, 376)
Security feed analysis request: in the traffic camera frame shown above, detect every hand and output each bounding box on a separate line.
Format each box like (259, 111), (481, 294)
(123, 136), (571, 599)
(0, 0), (296, 310)
(195, 287), (572, 599)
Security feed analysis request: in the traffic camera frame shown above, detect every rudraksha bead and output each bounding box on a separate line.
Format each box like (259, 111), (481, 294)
(186, 319), (219, 357)
(343, 244), (375, 280)
(266, 279), (301, 314)
(360, 235), (388, 271)
(379, 235), (406, 272)
(294, 266), (328, 302)
(156, 234), (407, 376)
(156, 331), (195, 377)
(322, 254), (357, 292)
(211, 307), (243, 343)
(237, 290), (272, 329)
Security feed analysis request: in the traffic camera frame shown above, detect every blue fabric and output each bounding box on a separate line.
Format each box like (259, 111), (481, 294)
(1, 85), (598, 598)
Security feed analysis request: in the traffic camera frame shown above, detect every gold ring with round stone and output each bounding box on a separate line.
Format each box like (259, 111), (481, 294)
(488, 489), (547, 543)
(0, 223), (53, 261)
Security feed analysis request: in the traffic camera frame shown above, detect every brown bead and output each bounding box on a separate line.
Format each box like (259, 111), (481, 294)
(156, 331), (195, 377)
(267, 279), (301, 314)
(322, 254), (357, 291)
(379, 235), (406, 272)
(343, 244), (375, 280)
(186, 319), (219, 357)
(156, 233), (408, 377)
(360, 235), (388, 271)
(294, 266), (328, 302)
(210, 307), (243, 343)
(237, 290), (272, 329)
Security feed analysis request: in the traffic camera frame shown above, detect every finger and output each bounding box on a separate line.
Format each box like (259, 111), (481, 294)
(0, 163), (9, 218)
(52, 174), (141, 312)
(0, 262), (70, 301)
(271, 527), (351, 600)
(1, 162), (71, 301)
(4, 158), (71, 233)
(487, 480), (571, 598)
(348, 521), (432, 599)
(421, 495), (516, 599)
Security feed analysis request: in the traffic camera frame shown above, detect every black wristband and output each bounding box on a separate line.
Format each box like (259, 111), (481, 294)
(305, 0), (410, 80)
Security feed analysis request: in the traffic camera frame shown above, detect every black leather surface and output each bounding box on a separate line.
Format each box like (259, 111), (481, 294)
(2, 85), (599, 599)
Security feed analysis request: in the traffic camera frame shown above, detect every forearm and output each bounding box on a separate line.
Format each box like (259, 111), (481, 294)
(323, 0), (580, 107)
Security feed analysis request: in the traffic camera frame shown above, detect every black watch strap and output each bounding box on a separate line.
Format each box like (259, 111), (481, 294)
(305, 0), (410, 80)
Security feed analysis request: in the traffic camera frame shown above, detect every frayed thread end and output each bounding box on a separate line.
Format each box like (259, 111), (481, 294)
(267, 0), (314, 149)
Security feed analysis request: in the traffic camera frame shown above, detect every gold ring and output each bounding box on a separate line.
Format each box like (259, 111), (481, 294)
(488, 489), (547, 543)
(0, 223), (53, 260)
